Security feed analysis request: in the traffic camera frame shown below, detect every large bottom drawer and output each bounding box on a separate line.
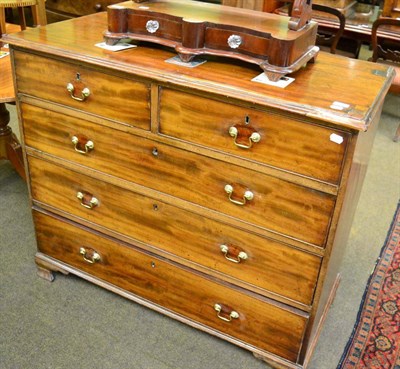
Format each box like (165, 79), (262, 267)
(33, 210), (308, 363)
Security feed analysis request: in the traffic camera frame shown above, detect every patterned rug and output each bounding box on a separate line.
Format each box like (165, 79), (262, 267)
(337, 202), (400, 369)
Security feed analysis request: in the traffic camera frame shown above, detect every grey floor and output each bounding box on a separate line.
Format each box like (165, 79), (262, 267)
(1, 93), (399, 369)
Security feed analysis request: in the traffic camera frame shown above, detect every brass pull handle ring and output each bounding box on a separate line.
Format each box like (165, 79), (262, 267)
(224, 184), (253, 206)
(229, 125), (261, 149)
(214, 303), (239, 322)
(79, 247), (101, 264)
(66, 82), (91, 102)
(220, 244), (248, 263)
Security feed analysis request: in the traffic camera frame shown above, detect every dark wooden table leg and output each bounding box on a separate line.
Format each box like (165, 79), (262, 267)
(0, 102), (26, 180)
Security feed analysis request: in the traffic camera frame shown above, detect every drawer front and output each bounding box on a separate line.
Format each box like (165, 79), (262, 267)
(22, 103), (335, 247)
(28, 156), (321, 305)
(159, 88), (349, 184)
(205, 27), (270, 59)
(128, 14), (182, 42)
(33, 211), (308, 362)
(14, 51), (151, 130)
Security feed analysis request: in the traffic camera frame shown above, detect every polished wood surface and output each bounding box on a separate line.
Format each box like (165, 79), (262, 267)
(105, 0), (318, 80)
(34, 210), (308, 362)
(382, 0), (400, 17)
(159, 88), (349, 184)
(14, 51), (151, 130)
(28, 154), (322, 306)
(0, 23), (25, 180)
(5, 11), (393, 369)
(3, 12), (393, 131)
(21, 100), (335, 247)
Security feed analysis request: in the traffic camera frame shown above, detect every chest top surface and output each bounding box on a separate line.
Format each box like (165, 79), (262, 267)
(3, 11), (394, 131)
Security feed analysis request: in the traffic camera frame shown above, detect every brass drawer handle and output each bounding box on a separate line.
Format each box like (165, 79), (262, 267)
(71, 135), (94, 154)
(79, 247), (101, 264)
(66, 82), (91, 102)
(220, 244), (248, 263)
(224, 184), (254, 206)
(214, 303), (239, 322)
(76, 191), (99, 209)
(229, 125), (261, 149)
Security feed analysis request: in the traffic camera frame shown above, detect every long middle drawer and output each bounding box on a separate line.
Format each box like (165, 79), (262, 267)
(28, 155), (321, 306)
(22, 103), (335, 247)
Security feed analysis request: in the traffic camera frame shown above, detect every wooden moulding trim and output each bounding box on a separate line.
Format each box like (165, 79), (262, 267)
(19, 95), (340, 197)
(35, 251), (306, 368)
(4, 39), (392, 132)
(306, 65), (395, 132)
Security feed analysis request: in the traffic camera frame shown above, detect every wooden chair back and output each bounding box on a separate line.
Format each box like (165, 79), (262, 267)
(371, 17), (400, 141)
(312, 4), (345, 54)
(0, 0), (47, 36)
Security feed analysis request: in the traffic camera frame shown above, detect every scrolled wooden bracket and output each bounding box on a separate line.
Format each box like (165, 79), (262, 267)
(289, 0), (313, 31)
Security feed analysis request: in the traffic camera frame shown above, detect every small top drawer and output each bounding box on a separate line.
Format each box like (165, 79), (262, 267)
(13, 51), (151, 130)
(159, 88), (349, 184)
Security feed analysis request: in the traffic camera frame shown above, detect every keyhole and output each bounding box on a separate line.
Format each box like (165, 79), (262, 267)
(151, 262), (156, 268)
(152, 147), (158, 156)
(244, 115), (250, 125)
(76, 72), (81, 81)
(153, 204), (159, 211)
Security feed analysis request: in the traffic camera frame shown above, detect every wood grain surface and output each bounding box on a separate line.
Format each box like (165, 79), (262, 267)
(13, 51), (151, 130)
(28, 155), (322, 306)
(3, 12), (394, 130)
(33, 210), (308, 362)
(159, 88), (349, 184)
(22, 102), (335, 247)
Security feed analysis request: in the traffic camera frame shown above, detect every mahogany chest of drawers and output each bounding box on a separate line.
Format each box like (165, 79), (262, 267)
(4, 10), (393, 369)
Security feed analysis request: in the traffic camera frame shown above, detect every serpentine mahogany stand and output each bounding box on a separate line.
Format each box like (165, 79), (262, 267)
(104, 0), (319, 81)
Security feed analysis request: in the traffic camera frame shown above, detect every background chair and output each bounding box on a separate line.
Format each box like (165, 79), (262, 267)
(0, 0), (46, 37)
(287, 3), (362, 57)
(311, 4), (362, 58)
(312, 4), (345, 54)
(371, 17), (400, 141)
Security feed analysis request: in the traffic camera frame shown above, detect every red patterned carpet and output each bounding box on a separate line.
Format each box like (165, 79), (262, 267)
(338, 202), (400, 369)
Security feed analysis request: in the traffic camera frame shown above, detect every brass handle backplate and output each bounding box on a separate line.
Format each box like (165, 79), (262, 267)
(79, 247), (101, 264)
(66, 82), (90, 102)
(71, 135), (94, 154)
(214, 303), (239, 322)
(76, 191), (99, 209)
(224, 184), (253, 206)
(220, 244), (248, 263)
(229, 124), (261, 149)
